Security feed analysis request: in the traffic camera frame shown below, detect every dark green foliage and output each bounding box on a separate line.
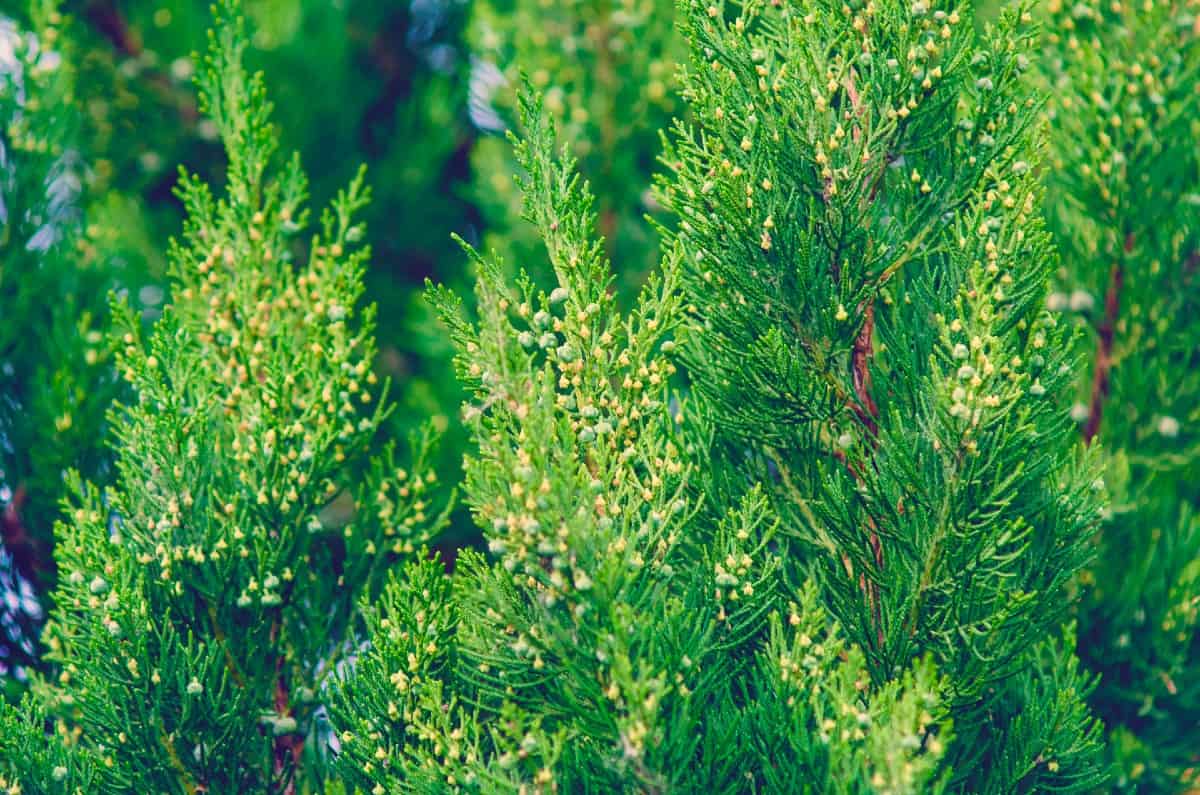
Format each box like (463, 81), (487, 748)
(1038, 0), (1200, 789)
(657, 0), (1106, 789)
(1, 0), (1197, 791)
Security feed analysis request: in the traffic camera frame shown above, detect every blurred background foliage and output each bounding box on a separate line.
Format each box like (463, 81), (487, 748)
(1037, 1), (1200, 787)
(466, 0), (681, 299)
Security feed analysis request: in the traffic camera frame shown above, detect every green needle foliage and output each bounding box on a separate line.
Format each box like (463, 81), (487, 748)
(2, 4), (448, 791)
(3, 0), (1199, 791)
(1037, 0), (1200, 789)
(657, 0), (1106, 790)
(332, 89), (955, 793)
(0, 694), (98, 794)
(468, 0), (683, 295)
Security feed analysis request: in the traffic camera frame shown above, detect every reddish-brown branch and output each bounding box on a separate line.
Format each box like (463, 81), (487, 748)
(828, 345), (888, 647)
(835, 68), (887, 648)
(849, 303), (885, 646)
(1083, 233), (1131, 444)
(851, 303), (881, 437)
(846, 62), (889, 207)
(270, 624), (302, 795)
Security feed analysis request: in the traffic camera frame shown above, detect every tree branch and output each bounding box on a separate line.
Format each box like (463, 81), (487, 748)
(842, 67), (885, 648)
(851, 303), (881, 438)
(269, 621), (301, 795)
(1083, 232), (1131, 444)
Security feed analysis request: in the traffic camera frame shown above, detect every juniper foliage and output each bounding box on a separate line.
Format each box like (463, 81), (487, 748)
(0, 694), (98, 794)
(2, 0), (1198, 791)
(657, 0), (1107, 790)
(1038, 0), (1200, 788)
(3, 5), (447, 791)
(332, 88), (956, 793)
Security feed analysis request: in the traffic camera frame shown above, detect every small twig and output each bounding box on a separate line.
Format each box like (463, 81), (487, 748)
(850, 303), (885, 646)
(851, 303), (881, 438)
(161, 730), (201, 795)
(270, 621), (302, 795)
(206, 602), (246, 688)
(765, 446), (842, 561)
(845, 65), (889, 208)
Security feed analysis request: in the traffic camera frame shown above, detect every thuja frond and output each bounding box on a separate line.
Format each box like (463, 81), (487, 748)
(659, 0), (1107, 789)
(5, 2), (449, 791)
(335, 85), (956, 793)
(737, 581), (950, 794)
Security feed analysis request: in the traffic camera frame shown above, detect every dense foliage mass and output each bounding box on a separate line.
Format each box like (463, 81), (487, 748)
(658, 0), (1107, 790)
(5, 6), (449, 790)
(1, 0), (1197, 792)
(1037, 0), (1200, 788)
(334, 90), (954, 793)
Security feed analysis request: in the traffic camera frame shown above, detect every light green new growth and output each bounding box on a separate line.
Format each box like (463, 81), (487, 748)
(4, 4), (448, 791)
(333, 87), (952, 793)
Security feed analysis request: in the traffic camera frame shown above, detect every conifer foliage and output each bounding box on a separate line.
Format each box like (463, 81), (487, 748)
(2, 4), (446, 791)
(1038, 0), (1200, 788)
(657, 0), (1106, 790)
(3, 0), (1200, 791)
(0, 1), (121, 684)
(331, 91), (955, 793)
